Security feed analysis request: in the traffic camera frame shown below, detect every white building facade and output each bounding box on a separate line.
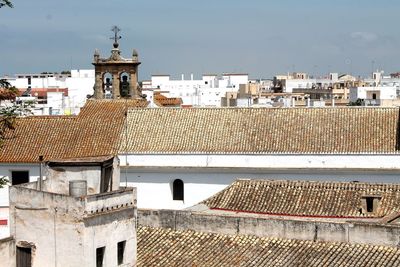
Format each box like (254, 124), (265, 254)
(150, 73), (248, 106)
(120, 154), (400, 210)
(3, 69), (95, 115)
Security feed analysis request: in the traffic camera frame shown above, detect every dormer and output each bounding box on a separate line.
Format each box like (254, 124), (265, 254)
(361, 194), (382, 215)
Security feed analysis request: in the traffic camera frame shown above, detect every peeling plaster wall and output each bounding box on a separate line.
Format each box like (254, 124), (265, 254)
(9, 187), (85, 267)
(45, 166), (101, 195)
(83, 209), (136, 267)
(9, 186), (137, 267)
(10, 186), (136, 267)
(0, 237), (16, 267)
(138, 209), (400, 247)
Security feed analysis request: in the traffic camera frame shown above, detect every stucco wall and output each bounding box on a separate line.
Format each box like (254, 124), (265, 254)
(122, 154), (400, 170)
(0, 164), (40, 207)
(0, 237), (16, 267)
(45, 166), (101, 195)
(3, 153), (400, 211)
(9, 186), (86, 267)
(138, 209), (400, 247)
(83, 209), (136, 267)
(9, 186), (137, 267)
(125, 167), (400, 210)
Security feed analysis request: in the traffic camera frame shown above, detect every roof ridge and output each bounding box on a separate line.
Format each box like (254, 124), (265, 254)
(234, 179), (400, 189)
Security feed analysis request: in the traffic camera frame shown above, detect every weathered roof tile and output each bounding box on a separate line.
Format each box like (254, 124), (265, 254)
(121, 107), (400, 154)
(202, 179), (400, 218)
(0, 99), (147, 163)
(138, 226), (400, 267)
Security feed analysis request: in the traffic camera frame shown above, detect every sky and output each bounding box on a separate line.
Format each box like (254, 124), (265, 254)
(1, 0), (400, 80)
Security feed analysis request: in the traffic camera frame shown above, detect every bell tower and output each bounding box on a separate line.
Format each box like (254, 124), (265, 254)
(92, 26), (142, 99)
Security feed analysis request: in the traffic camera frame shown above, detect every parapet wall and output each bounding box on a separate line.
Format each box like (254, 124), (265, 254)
(138, 209), (400, 247)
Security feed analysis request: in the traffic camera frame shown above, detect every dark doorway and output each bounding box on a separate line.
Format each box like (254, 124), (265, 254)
(17, 246), (32, 267)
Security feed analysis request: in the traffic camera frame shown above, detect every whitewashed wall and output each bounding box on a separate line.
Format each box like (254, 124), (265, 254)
(123, 167), (400, 210)
(0, 164), (39, 207)
(119, 154), (400, 209)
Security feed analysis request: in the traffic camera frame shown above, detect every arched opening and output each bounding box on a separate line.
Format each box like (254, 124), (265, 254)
(103, 72), (113, 99)
(119, 72), (130, 97)
(172, 179), (184, 201)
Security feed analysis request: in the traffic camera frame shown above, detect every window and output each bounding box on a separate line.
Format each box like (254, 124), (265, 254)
(117, 241), (126, 265)
(17, 246), (32, 267)
(366, 197), (374, 212)
(372, 93), (377, 100)
(96, 247), (105, 267)
(173, 179), (184, 201)
(11, 171), (29, 185)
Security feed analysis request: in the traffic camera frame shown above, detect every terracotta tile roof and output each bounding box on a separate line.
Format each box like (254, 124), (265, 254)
(138, 226), (400, 267)
(202, 179), (400, 218)
(17, 88), (69, 97)
(153, 93), (182, 107)
(70, 99), (147, 159)
(0, 116), (76, 163)
(2, 105), (399, 162)
(0, 99), (148, 163)
(121, 107), (400, 154)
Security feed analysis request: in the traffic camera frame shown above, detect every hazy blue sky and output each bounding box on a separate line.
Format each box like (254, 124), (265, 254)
(1, 0), (399, 79)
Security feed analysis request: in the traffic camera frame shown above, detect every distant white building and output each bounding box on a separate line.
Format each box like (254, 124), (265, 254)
(150, 73), (248, 106)
(350, 71), (400, 107)
(3, 69), (94, 115)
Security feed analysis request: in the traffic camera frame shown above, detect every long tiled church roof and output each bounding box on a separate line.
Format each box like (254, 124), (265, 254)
(121, 107), (400, 154)
(1, 106), (399, 162)
(202, 179), (400, 218)
(138, 226), (400, 267)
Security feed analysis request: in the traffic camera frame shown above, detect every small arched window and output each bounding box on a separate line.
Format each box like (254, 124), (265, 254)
(173, 179), (184, 201)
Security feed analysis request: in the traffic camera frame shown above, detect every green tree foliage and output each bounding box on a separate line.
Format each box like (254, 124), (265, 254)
(348, 99), (364, 106)
(0, 176), (7, 188)
(0, 79), (21, 188)
(0, 0), (13, 8)
(0, 79), (18, 140)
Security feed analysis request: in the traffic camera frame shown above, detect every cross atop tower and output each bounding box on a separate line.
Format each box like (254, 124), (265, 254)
(110, 25), (122, 48)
